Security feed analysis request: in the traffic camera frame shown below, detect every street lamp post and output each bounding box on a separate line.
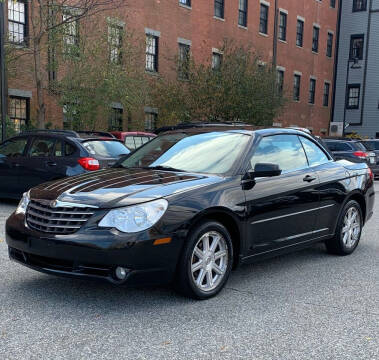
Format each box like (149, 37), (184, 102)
(342, 57), (361, 137)
(0, 0), (6, 142)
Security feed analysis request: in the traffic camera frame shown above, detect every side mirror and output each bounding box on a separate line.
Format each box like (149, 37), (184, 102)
(252, 163), (282, 178)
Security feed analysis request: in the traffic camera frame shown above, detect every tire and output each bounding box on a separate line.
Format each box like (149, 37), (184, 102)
(175, 221), (234, 300)
(325, 200), (363, 256)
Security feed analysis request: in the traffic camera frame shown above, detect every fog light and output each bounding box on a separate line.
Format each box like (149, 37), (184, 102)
(115, 266), (127, 280)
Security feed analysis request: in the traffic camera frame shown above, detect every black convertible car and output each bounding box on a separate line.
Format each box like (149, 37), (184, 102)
(6, 128), (375, 299)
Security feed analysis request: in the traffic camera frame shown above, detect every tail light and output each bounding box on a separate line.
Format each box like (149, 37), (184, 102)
(78, 157), (100, 171)
(368, 168), (374, 181)
(353, 151), (369, 159)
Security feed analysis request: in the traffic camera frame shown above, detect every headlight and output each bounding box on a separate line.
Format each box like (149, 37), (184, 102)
(98, 199), (168, 233)
(15, 191), (30, 215)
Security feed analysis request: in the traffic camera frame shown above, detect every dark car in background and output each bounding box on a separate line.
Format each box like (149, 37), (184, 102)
(6, 128), (375, 299)
(360, 140), (379, 178)
(110, 131), (156, 151)
(323, 139), (377, 172)
(0, 130), (130, 199)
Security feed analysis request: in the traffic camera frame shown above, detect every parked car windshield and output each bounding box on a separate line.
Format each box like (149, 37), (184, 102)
(82, 140), (130, 158)
(120, 132), (250, 174)
(124, 136), (152, 150)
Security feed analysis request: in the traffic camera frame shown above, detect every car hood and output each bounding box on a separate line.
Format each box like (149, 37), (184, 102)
(29, 168), (223, 208)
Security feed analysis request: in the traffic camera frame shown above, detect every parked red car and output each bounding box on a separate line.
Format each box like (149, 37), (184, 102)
(110, 131), (156, 151)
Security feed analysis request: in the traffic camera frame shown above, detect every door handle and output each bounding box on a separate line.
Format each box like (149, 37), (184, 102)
(303, 175), (316, 182)
(13, 163), (20, 168)
(46, 161), (57, 166)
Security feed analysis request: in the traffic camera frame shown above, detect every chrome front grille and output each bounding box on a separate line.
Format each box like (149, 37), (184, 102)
(26, 200), (95, 234)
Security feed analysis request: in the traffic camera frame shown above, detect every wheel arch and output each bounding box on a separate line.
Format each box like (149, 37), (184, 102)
(187, 207), (243, 268)
(341, 191), (367, 224)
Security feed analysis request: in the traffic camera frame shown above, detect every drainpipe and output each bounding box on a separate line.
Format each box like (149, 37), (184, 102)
(330, 0), (342, 126)
(359, 0), (373, 126)
(272, 0), (278, 68)
(0, 1), (7, 141)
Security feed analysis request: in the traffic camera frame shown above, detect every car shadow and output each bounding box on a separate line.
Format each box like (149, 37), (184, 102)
(4, 242), (337, 312)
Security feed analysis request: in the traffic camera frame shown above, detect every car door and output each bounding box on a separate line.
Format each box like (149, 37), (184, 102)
(244, 134), (320, 256)
(299, 136), (350, 236)
(24, 136), (57, 189)
(0, 136), (29, 197)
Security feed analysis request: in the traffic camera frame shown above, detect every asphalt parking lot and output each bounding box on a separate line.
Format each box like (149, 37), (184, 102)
(0, 187), (378, 360)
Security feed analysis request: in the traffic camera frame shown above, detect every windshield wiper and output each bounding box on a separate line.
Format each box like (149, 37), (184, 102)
(146, 165), (185, 172)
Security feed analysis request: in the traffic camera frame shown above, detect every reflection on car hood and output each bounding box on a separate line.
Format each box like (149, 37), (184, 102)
(29, 168), (223, 208)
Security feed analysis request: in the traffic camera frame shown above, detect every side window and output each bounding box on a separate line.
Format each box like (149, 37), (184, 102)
(299, 136), (330, 166)
(0, 138), (28, 157)
(335, 142), (352, 151)
(54, 141), (64, 157)
(29, 138), (55, 157)
(65, 142), (76, 156)
(250, 135), (308, 173)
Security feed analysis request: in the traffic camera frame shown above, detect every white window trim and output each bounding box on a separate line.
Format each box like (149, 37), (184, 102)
(327, 30), (334, 35)
(310, 75), (317, 80)
(279, 8), (288, 14)
(145, 28), (161, 37)
(297, 15), (305, 22)
(276, 65), (286, 72)
(178, 37), (192, 46)
(313, 23), (321, 29)
(260, 0), (270, 7)
(294, 70), (302, 76)
(212, 47), (223, 55)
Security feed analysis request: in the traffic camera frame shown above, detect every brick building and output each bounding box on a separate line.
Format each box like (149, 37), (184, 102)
(5, 0), (339, 135)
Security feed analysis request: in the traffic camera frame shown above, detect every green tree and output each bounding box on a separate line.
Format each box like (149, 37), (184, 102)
(57, 22), (148, 130)
(6, 0), (124, 129)
(151, 42), (286, 127)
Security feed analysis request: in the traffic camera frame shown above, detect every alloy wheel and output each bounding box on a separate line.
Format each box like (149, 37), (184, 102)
(341, 206), (361, 249)
(191, 231), (229, 292)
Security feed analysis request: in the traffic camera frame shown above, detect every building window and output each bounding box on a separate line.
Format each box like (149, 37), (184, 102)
(146, 35), (159, 72)
(312, 26), (319, 53)
(350, 35), (364, 60)
(323, 82), (330, 107)
(108, 24), (123, 64)
(62, 9), (79, 56)
(8, 0), (27, 45)
(178, 43), (190, 80)
(179, 0), (191, 6)
(330, 0), (336, 8)
(278, 12), (287, 41)
(276, 69), (284, 95)
(293, 74), (301, 101)
(309, 78), (316, 104)
(259, 4), (269, 34)
(346, 84), (360, 109)
(145, 112), (157, 132)
(326, 32), (333, 57)
(109, 108), (123, 131)
(353, 0), (367, 12)
(212, 52), (222, 70)
(63, 104), (80, 130)
(214, 0), (224, 19)
(296, 19), (304, 47)
(238, 0), (248, 27)
(9, 97), (28, 132)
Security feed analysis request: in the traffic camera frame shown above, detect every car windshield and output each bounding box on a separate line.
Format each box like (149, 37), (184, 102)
(120, 132), (251, 174)
(82, 140), (130, 158)
(124, 136), (152, 150)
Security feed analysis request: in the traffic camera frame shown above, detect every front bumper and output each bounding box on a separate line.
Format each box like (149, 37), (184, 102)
(6, 212), (185, 286)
